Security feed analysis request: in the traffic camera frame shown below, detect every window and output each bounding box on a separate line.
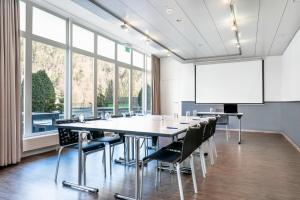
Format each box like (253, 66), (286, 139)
(31, 41), (65, 136)
(97, 35), (115, 59)
(20, 1), (26, 31)
(72, 24), (94, 52)
(97, 60), (114, 116)
(133, 50), (144, 68)
(132, 70), (143, 112)
(117, 44), (131, 64)
(118, 67), (130, 113)
(20, 2), (151, 139)
(72, 53), (94, 118)
(20, 37), (25, 136)
(32, 7), (66, 44)
(146, 56), (152, 113)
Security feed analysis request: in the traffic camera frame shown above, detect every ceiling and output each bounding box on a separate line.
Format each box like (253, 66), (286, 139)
(43, 0), (300, 62)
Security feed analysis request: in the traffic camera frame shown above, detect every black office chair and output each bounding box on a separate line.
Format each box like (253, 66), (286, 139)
(54, 119), (106, 183)
(88, 114), (125, 175)
(140, 125), (205, 200)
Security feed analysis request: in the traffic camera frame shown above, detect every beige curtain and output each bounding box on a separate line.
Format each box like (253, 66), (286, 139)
(151, 55), (161, 115)
(0, 0), (22, 166)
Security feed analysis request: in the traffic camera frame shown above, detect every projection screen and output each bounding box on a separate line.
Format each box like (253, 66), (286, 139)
(195, 60), (264, 104)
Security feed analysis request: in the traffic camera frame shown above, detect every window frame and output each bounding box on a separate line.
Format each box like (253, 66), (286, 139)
(20, 0), (150, 138)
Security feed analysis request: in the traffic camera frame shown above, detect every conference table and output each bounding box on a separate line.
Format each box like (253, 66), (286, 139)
(197, 112), (244, 144)
(55, 115), (206, 200)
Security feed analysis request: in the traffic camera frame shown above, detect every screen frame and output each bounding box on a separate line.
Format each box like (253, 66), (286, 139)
(194, 59), (265, 104)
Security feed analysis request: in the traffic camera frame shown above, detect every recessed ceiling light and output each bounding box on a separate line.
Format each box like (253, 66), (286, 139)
(223, 0), (231, 4)
(166, 8), (173, 14)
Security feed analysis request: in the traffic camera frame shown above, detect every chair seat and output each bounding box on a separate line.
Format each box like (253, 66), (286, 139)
(166, 141), (183, 152)
(74, 141), (105, 153)
(95, 135), (122, 144)
(143, 145), (181, 164)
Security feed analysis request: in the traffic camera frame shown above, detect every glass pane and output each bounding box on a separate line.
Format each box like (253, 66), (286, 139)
(97, 60), (114, 116)
(31, 41), (65, 136)
(20, 1), (26, 31)
(146, 56), (152, 71)
(132, 70), (143, 112)
(133, 50), (144, 68)
(72, 24), (94, 52)
(32, 7), (66, 44)
(20, 37), (25, 136)
(72, 53), (93, 117)
(97, 35), (115, 59)
(117, 44), (131, 64)
(118, 67), (129, 113)
(146, 71), (152, 113)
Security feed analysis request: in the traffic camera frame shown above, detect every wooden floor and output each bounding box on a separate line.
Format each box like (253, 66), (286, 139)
(0, 131), (300, 200)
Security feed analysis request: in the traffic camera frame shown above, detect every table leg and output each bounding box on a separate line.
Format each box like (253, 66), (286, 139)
(238, 117), (242, 144)
(115, 137), (140, 200)
(62, 131), (98, 193)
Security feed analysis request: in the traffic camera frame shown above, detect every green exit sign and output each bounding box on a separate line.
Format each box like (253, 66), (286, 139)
(125, 46), (131, 53)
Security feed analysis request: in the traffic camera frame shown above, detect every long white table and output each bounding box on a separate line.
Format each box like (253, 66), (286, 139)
(56, 115), (206, 199)
(197, 112), (244, 144)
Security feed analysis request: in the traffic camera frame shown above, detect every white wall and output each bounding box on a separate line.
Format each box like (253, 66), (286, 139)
(264, 56), (282, 101)
(281, 29), (300, 101)
(160, 58), (194, 115)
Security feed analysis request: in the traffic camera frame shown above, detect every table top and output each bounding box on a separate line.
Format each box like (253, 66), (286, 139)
(197, 112), (243, 116)
(55, 115), (208, 137)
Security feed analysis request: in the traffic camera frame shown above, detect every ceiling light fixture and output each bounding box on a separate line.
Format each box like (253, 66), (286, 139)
(120, 22), (129, 32)
(223, 0), (231, 4)
(166, 8), (173, 14)
(231, 22), (237, 31)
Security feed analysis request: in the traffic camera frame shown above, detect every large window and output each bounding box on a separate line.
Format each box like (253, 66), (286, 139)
(118, 67), (130, 113)
(132, 70), (143, 112)
(32, 7), (66, 43)
(72, 53), (94, 117)
(97, 35), (115, 59)
(133, 50), (144, 68)
(21, 2), (151, 138)
(97, 60), (114, 116)
(31, 41), (65, 135)
(146, 56), (152, 113)
(117, 44), (131, 64)
(72, 24), (94, 52)
(20, 1), (26, 32)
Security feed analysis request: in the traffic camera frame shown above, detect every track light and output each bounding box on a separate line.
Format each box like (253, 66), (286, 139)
(120, 22), (129, 32)
(231, 23), (237, 31)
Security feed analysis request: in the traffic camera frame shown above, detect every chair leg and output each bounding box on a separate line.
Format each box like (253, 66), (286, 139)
(140, 160), (145, 199)
(199, 147), (206, 178)
(146, 139), (149, 156)
(54, 147), (64, 182)
(83, 154), (87, 186)
(176, 163), (184, 200)
(109, 146), (112, 175)
(226, 125), (229, 141)
(208, 140), (215, 165)
(155, 161), (159, 188)
(103, 149), (107, 178)
(190, 155), (198, 194)
(213, 137), (218, 158)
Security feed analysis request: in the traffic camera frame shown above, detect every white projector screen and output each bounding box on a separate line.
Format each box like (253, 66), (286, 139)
(195, 60), (264, 104)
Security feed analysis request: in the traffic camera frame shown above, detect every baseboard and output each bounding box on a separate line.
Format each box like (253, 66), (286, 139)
(217, 128), (300, 152)
(216, 127), (280, 134)
(280, 132), (300, 153)
(22, 145), (57, 158)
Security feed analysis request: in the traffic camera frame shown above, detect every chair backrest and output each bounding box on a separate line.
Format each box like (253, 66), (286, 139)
(203, 118), (213, 141)
(56, 119), (79, 146)
(210, 117), (218, 136)
(180, 123), (205, 162)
